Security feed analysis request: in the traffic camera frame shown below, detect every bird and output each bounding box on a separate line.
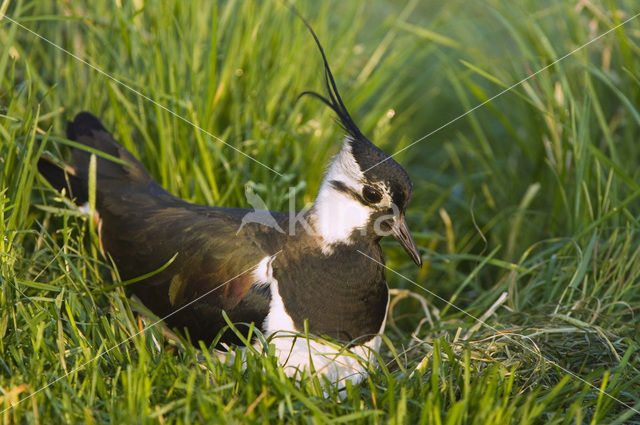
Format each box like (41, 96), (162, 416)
(38, 19), (422, 386)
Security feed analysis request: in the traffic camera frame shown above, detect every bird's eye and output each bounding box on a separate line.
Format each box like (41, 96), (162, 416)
(362, 185), (382, 204)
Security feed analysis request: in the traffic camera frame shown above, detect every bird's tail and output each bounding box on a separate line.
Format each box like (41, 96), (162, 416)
(38, 112), (154, 204)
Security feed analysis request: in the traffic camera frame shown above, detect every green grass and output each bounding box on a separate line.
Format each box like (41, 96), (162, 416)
(2, 0), (640, 423)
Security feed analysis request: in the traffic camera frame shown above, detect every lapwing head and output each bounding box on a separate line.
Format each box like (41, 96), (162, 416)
(300, 18), (422, 267)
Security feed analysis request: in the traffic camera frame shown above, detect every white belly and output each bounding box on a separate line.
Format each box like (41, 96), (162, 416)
(264, 330), (382, 385)
(260, 256), (388, 386)
(213, 256), (389, 387)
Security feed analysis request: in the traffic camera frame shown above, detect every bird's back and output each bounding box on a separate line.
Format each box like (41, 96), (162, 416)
(40, 112), (287, 345)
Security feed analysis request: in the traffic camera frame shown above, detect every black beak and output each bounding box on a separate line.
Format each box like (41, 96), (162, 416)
(390, 215), (422, 267)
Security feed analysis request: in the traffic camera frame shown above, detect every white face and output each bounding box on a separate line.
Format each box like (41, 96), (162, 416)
(311, 139), (394, 252)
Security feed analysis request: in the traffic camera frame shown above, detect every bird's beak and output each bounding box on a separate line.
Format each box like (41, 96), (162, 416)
(390, 215), (422, 267)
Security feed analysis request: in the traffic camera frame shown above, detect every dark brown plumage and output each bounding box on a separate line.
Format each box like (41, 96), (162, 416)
(40, 113), (279, 344)
(39, 113), (391, 346)
(38, 17), (421, 367)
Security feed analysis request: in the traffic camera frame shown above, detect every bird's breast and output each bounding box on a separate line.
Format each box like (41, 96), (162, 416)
(268, 241), (388, 344)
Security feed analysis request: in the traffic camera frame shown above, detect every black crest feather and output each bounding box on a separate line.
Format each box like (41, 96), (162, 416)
(294, 10), (366, 142)
(293, 8), (413, 205)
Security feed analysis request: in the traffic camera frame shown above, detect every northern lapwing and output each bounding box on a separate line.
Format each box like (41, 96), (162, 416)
(38, 21), (421, 385)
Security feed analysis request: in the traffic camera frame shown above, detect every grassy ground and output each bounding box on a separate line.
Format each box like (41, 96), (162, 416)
(2, 0), (640, 423)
